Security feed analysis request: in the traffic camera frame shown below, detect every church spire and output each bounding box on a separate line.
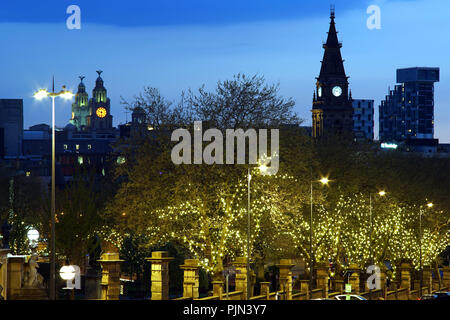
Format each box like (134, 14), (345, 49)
(319, 7), (347, 79)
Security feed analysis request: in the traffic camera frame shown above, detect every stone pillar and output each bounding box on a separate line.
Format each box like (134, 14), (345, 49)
(315, 262), (329, 298)
(400, 263), (411, 299)
(347, 264), (360, 294)
(442, 266), (450, 290)
(260, 282), (270, 299)
(7, 256), (25, 300)
(233, 257), (249, 299)
(0, 249), (10, 300)
(98, 252), (124, 300)
(422, 266), (432, 294)
(146, 251), (173, 300)
(299, 280), (310, 298)
(212, 281), (223, 299)
(180, 259), (200, 299)
(277, 259), (294, 300)
(334, 279), (344, 294)
(379, 266), (387, 299)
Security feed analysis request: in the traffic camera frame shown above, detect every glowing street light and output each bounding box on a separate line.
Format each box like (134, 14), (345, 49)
(34, 78), (74, 301)
(309, 172), (333, 298)
(59, 265), (76, 281)
(247, 158), (275, 299)
(419, 201), (434, 296)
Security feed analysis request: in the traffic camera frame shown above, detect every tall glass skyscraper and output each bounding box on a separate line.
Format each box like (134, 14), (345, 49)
(379, 67), (439, 147)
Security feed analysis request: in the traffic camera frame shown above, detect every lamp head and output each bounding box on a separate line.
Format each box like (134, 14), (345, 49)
(34, 89), (49, 100)
(427, 202), (434, 208)
(60, 89), (74, 100)
(258, 164), (268, 174)
(60, 265), (76, 281)
(378, 191), (386, 197)
(319, 177), (330, 185)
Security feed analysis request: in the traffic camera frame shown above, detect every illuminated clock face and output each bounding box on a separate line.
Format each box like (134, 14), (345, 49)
(96, 107), (107, 118)
(318, 87), (322, 97)
(332, 86), (342, 97)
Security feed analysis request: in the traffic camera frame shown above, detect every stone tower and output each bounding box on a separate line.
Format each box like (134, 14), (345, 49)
(312, 8), (353, 138)
(70, 76), (90, 131)
(87, 71), (113, 131)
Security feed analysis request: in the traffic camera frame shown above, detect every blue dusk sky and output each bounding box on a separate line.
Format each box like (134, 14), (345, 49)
(0, 0), (449, 142)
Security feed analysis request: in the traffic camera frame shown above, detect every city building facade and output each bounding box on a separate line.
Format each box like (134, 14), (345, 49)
(352, 99), (374, 141)
(379, 67), (439, 152)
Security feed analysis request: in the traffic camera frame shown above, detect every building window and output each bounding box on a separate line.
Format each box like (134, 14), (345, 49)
(88, 144), (92, 150)
(76, 144), (80, 151)
(64, 144), (68, 150)
(78, 156), (84, 165)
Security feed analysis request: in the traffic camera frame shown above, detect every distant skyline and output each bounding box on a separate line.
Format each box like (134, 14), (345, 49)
(0, 0), (449, 142)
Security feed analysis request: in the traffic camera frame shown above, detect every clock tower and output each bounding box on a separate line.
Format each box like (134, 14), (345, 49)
(87, 70), (113, 131)
(70, 76), (90, 131)
(312, 8), (353, 138)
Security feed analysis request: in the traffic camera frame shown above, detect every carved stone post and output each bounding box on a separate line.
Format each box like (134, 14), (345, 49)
(0, 249), (10, 300)
(347, 264), (360, 294)
(442, 266), (450, 290)
(233, 257), (249, 299)
(212, 281), (223, 299)
(334, 279), (344, 294)
(300, 279), (310, 298)
(277, 259), (294, 300)
(422, 266), (432, 294)
(260, 282), (270, 299)
(180, 259), (200, 299)
(146, 251), (173, 300)
(7, 256), (25, 300)
(400, 263), (412, 300)
(98, 252), (124, 300)
(315, 262), (329, 298)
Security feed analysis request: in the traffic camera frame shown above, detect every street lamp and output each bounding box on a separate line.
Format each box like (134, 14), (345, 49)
(247, 161), (273, 299)
(27, 228), (40, 249)
(369, 190), (386, 266)
(60, 265), (76, 300)
(368, 190), (386, 300)
(34, 79), (74, 300)
(419, 202), (434, 297)
(309, 171), (331, 298)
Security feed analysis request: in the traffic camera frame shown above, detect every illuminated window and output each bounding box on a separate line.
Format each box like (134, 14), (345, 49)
(26, 171), (31, 177)
(88, 144), (92, 150)
(64, 144), (68, 150)
(78, 156), (84, 165)
(76, 144), (80, 151)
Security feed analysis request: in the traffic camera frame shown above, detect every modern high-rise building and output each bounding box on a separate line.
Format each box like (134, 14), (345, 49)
(312, 9), (354, 138)
(352, 99), (374, 141)
(379, 67), (439, 148)
(0, 99), (23, 158)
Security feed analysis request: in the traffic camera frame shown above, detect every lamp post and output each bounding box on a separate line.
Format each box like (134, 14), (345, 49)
(34, 79), (74, 300)
(369, 190), (386, 266)
(60, 265), (76, 300)
(419, 202), (433, 297)
(309, 171), (330, 298)
(247, 163), (269, 300)
(368, 190), (386, 300)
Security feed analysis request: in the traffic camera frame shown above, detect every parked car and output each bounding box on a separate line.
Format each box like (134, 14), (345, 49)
(419, 292), (450, 301)
(334, 294), (367, 300)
